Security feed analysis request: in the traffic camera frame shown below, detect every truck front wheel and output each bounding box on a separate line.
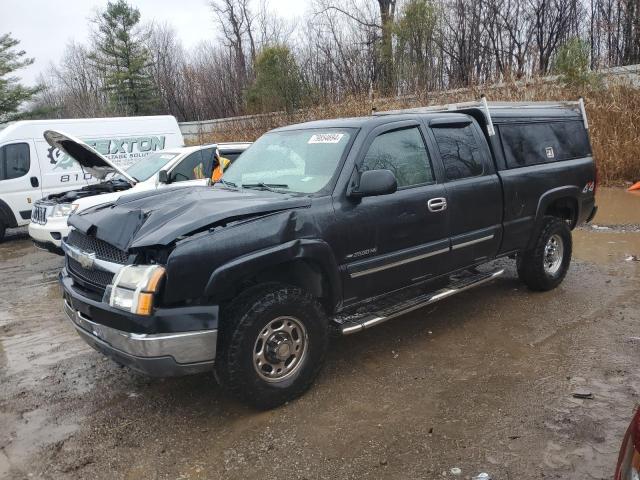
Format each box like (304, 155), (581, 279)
(517, 216), (572, 291)
(215, 283), (329, 409)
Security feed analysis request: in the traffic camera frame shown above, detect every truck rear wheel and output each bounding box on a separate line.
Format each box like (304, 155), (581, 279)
(517, 216), (572, 291)
(215, 283), (329, 409)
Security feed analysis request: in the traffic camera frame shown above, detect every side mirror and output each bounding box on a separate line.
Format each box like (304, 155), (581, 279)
(350, 169), (397, 198)
(158, 169), (170, 184)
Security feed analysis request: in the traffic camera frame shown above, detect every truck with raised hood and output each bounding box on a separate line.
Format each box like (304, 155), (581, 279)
(29, 130), (250, 252)
(58, 98), (597, 409)
(0, 115), (183, 242)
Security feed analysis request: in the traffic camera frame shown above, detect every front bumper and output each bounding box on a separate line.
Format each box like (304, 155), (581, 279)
(61, 270), (218, 377)
(29, 217), (70, 248)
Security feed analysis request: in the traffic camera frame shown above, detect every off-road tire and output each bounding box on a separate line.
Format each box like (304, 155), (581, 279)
(215, 282), (329, 409)
(517, 216), (572, 291)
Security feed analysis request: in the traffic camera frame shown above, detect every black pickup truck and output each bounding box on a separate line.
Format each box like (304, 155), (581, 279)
(58, 99), (597, 408)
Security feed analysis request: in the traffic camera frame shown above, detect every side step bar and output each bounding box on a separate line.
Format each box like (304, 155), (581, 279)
(338, 269), (504, 335)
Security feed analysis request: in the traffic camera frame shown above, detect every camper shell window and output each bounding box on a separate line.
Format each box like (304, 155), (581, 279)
(498, 120), (591, 169)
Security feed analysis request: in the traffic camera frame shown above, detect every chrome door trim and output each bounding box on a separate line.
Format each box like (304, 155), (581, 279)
(451, 234), (494, 250)
(350, 247), (450, 278)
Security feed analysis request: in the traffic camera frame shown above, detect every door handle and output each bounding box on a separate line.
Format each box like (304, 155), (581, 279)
(427, 197), (447, 212)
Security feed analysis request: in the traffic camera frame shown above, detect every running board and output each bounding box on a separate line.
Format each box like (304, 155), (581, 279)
(337, 269), (504, 335)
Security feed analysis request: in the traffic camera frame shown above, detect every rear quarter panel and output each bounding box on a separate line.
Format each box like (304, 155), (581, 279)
(499, 157), (596, 253)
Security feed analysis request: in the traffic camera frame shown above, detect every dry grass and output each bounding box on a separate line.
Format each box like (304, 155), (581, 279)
(197, 80), (640, 185)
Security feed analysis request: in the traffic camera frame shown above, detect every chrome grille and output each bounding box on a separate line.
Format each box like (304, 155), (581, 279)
(31, 204), (48, 225)
(67, 257), (114, 293)
(66, 230), (129, 264)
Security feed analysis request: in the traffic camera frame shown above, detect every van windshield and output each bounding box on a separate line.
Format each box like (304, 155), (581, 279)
(221, 128), (354, 194)
(125, 152), (179, 181)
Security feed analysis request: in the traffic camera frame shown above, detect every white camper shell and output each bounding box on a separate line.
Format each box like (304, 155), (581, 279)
(0, 116), (183, 241)
(29, 131), (251, 251)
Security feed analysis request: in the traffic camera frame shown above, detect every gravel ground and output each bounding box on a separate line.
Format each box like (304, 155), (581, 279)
(1, 188), (639, 480)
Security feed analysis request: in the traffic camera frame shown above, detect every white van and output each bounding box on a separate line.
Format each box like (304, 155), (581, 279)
(29, 130), (250, 251)
(0, 116), (183, 241)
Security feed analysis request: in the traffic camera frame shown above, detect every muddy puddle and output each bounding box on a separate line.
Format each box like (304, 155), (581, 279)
(574, 230), (640, 264)
(591, 187), (640, 226)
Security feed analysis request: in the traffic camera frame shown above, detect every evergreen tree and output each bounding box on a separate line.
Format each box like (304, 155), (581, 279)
(246, 46), (305, 113)
(91, 0), (157, 115)
(0, 33), (40, 122)
(554, 38), (602, 89)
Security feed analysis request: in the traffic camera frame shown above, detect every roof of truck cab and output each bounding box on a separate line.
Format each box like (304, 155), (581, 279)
(272, 112), (470, 132)
(271, 105), (584, 134)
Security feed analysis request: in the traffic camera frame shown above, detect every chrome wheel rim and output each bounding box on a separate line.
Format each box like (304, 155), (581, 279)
(253, 316), (308, 383)
(544, 234), (564, 275)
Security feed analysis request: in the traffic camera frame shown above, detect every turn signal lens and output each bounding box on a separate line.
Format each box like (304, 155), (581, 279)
(135, 293), (154, 316)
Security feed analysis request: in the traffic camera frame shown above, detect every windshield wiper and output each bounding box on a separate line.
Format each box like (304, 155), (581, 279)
(217, 179), (238, 188)
(242, 182), (289, 193)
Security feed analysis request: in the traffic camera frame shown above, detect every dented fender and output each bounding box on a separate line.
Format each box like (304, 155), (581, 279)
(160, 206), (341, 307)
(204, 238), (342, 309)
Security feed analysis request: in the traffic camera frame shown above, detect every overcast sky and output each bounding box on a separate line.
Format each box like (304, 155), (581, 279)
(1, 0), (309, 86)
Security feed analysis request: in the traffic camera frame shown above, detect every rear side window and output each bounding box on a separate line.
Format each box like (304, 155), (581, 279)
(361, 127), (434, 188)
(0, 143), (30, 181)
(499, 121), (591, 168)
(432, 125), (484, 181)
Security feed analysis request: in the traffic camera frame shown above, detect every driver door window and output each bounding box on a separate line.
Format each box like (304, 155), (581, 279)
(361, 127), (434, 188)
(0, 143), (30, 181)
(170, 151), (209, 182)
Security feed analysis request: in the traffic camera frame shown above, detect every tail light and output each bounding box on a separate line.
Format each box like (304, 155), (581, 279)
(615, 408), (640, 479)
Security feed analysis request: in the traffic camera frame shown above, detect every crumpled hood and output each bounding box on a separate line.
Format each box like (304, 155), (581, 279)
(69, 186), (312, 251)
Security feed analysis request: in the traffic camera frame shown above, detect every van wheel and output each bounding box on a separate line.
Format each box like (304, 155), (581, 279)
(215, 283), (329, 409)
(517, 216), (572, 291)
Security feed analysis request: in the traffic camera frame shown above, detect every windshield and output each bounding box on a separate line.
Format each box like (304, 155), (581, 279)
(221, 128), (354, 194)
(124, 152), (180, 181)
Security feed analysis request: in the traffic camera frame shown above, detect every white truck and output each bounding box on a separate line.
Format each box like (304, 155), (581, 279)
(0, 116), (184, 242)
(29, 130), (250, 251)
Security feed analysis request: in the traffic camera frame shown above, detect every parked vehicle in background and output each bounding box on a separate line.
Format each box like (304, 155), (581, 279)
(0, 116), (183, 242)
(29, 131), (250, 252)
(59, 98), (596, 409)
(615, 407), (640, 479)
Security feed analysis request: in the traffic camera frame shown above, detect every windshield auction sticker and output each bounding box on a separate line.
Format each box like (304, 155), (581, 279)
(308, 133), (345, 144)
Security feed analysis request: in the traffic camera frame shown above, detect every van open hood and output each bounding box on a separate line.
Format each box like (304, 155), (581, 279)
(43, 130), (137, 184)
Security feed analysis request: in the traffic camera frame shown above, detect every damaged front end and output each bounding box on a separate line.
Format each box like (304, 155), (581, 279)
(60, 225), (220, 376)
(59, 185), (312, 376)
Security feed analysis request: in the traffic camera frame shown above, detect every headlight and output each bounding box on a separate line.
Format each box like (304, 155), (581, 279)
(106, 265), (165, 316)
(50, 203), (79, 218)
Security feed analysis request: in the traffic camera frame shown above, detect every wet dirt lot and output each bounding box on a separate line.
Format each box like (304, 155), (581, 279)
(1, 187), (640, 480)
